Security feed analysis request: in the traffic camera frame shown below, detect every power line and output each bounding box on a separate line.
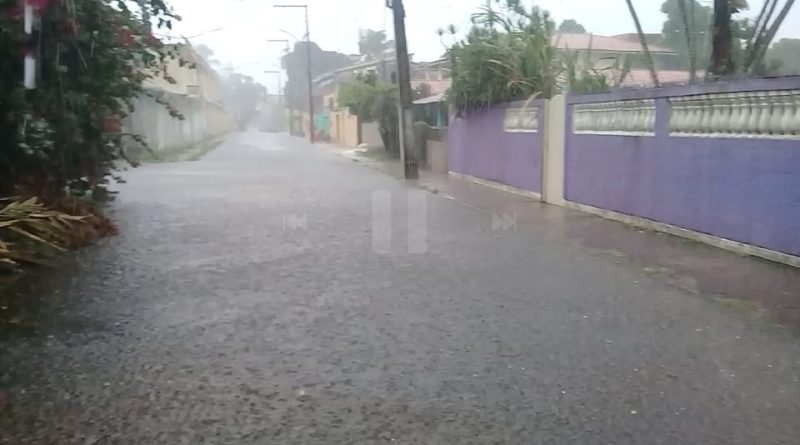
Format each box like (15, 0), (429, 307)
(228, 57), (282, 71)
(170, 0), (264, 40)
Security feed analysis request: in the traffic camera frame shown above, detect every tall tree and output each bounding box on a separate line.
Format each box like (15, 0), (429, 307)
(709, 0), (734, 77)
(557, 19), (586, 33)
(676, 0), (698, 81)
(194, 44), (220, 68)
(708, 0), (750, 77)
(660, 0), (758, 76)
(358, 29), (393, 60)
(765, 38), (800, 74)
(223, 74), (267, 129)
(661, 0), (713, 70)
(625, 0), (660, 87)
(282, 42), (351, 112)
(339, 70), (399, 156)
(743, 0), (795, 74)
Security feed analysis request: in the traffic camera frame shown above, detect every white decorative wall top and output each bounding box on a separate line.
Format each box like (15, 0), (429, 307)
(572, 99), (656, 136)
(669, 90), (800, 139)
(504, 107), (538, 133)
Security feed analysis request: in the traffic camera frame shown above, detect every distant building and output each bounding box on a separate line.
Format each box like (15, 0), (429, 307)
(552, 32), (690, 87)
(553, 33), (680, 69)
(144, 43), (225, 103)
(411, 58), (451, 101)
(126, 42), (234, 153)
(307, 53), (458, 145)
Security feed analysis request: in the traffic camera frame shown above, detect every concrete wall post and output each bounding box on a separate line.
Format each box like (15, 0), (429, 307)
(542, 94), (566, 206)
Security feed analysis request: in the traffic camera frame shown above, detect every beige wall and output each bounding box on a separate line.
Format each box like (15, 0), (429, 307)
(137, 44), (233, 148)
(144, 44), (224, 104)
(144, 56), (196, 95)
(323, 85), (339, 111)
(426, 140), (448, 174)
(124, 91), (232, 154)
(330, 111), (359, 147)
(542, 95), (566, 206)
(205, 102), (235, 137)
(360, 122), (382, 147)
(294, 111), (313, 139)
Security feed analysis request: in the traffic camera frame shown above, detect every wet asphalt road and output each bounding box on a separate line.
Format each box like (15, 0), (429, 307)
(1, 132), (799, 444)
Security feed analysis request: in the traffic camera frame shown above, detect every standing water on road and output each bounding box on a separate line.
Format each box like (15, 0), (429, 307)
(2, 1), (800, 444)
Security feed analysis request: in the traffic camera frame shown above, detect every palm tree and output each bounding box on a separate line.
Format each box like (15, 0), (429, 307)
(624, 0), (660, 87)
(676, 0), (698, 82)
(708, 0), (735, 77)
(358, 29), (391, 60)
(743, 0), (795, 74)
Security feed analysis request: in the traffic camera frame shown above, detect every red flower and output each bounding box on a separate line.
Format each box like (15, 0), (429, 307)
(26, 0), (54, 10)
(103, 116), (122, 133)
(62, 17), (79, 34)
(145, 33), (162, 48)
(119, 28), (136, 48)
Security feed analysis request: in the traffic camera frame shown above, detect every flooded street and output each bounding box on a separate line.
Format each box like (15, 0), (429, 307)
(1, 132), (799, 444)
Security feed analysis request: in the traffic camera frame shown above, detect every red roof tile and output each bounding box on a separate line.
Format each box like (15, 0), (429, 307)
(411, 79), (451, 96)
(552, 33), (674, 54)
(604, 69), (695, 88)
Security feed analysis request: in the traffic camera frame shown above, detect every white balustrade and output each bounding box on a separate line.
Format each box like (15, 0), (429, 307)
(757, 94), (771, 135)
(572, 99), (656, 136)
(668, 89), (800, 139)
(504, 107), (538, 133)
(699, 97), (713, 135)
(792, 94), (800, 132)
(778, 92), (795, 134)
(711, 94), (730, 136)
(670, 97), (689, 134)
(736, 92), (751, 137)
(728, 93), (745, 137)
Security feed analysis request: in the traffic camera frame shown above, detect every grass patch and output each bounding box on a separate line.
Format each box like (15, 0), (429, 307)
(714, 297), (767, 315)
(138, 138), (224, 163)
(355, 147), (397, 162)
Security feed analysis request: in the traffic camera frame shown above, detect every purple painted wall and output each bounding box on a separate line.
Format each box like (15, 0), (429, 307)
(449, 101), (544, 193)
(565, 77), (800, 257)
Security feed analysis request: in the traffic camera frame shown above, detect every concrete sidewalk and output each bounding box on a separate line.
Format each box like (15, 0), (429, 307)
(334, 145), (800, 330)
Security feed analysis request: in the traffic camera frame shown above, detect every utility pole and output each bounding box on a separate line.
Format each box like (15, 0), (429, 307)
(304, 6), (314, 143)
(264, 71), (282, 100)
(267, 39), (291, 131)
(388, 0), (418, 179)
(266, 39), (291, 102)
(22, 0), (38, 89)
(274, 5), (314, 143)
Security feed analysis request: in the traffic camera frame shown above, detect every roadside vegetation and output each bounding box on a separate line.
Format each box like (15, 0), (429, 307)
(135, 137), (225, 163)
(339, 70), (400, 157)
(0, 0), (179, 274)
(445, 0), (608, 112)
(0, 197), (117, 272)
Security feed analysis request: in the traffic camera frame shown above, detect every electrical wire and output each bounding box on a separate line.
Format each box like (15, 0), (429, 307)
(161, 0), (263, 40)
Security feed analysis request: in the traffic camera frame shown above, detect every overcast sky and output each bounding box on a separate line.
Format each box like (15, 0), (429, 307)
(163, 0), (800, 93)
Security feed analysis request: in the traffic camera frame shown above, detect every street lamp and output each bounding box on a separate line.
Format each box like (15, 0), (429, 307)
(267, 39), (292, 134)
(266, 39), (290, 102)
(268, 38), (291, 54)
(274, 4), (314, 143)
(265, 69), (287, 132)
(264, 70), (283, 103)
(278, 29), (301, 42)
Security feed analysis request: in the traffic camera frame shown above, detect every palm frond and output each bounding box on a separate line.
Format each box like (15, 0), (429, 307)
(0, 197), (88, 268)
